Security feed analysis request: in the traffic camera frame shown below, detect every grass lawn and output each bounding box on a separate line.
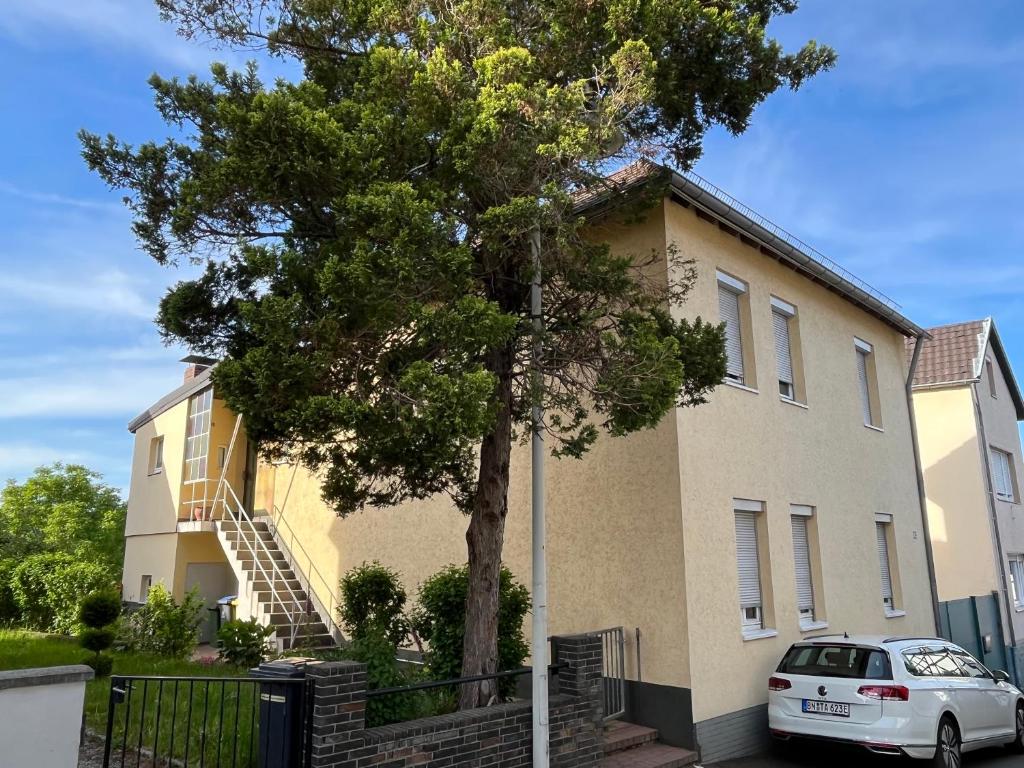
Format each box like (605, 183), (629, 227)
(0, 629), (266, 766)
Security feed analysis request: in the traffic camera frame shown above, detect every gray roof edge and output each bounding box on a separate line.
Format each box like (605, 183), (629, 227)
(666, 171), (926, 339)
(128, 365), (215, 433)
(982, 319), (1024, 420)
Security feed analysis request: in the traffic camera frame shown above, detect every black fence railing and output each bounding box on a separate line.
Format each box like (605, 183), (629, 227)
(102, 675), (311, 768)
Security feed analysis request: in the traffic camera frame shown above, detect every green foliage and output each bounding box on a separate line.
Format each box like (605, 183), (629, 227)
(0, 559), (18, 625)
(85, 653), (114, 678)
(0, 464), (125, 572)
(338, 561), (409, 646)
(217, 618), (275, 668)
(121, 585), (205, 659)
(412, 565), (530, 697)
(347, 627), (422, 726)
(79, 591), (122, 630)
(11, 553), (113, 634)
(80, 627), (116, 654)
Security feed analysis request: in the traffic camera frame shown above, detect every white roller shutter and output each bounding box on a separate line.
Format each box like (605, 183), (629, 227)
(992, 449), (1015, 500)
(735, 512), (761, 610)
(857, 349), (873, 424)
(876, 522), (893, 604)
(719, 285), (744, 383)
(773, 310), (794, 394)
(791, 516), (814, 615)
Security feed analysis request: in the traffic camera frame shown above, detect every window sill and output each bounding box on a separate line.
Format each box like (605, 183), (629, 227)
(147, 468), (163, 477)
(725, 381), (759, 395)
(799, 620), (829, 632)
(864, 424), (885, 433)
(1014, 604), (1024, 613)
(742, 628), (778, 642)
(884, 609), (907, 619)
(781, 397), (808, 410)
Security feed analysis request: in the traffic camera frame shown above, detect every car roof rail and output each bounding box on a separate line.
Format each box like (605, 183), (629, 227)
(882, 636), (946, 644)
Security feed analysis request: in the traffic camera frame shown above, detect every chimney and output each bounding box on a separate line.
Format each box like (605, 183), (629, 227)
(180, 355), (217, 383)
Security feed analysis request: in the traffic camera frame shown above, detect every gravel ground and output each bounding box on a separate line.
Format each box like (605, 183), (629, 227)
(78, 732), (107, 768)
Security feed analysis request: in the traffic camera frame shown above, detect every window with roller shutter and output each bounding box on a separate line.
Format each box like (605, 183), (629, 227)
(735, 508), (763, 630)
(876, 521), (895, 611)
(855, 338), (879, 427)
(791, 513), (814, 622)
(991, 447), (1016, 502)
(719, 284), (745, 384)
(773, 310), (794, 399)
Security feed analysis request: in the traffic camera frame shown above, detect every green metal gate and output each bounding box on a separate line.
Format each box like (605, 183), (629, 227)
(938, 593), (1019, 685)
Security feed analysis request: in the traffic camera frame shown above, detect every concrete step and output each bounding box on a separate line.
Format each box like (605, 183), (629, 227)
(604, 722), (660, 755)
(238, 558), (294, 575)
(218, 518), (270, 531)
(279, 632), (335, 651)
(253, 590), (309, 607)
(599, 742), (697, 768)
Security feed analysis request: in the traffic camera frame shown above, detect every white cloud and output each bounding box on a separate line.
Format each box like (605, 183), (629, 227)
(0, 443), (101, 481)
(0, 269), (156, 319)
(0, 181), (123, 213)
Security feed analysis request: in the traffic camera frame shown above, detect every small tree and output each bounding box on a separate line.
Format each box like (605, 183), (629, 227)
(338, 561), (409, 646)
(79, 591), (121, 677)
(123, 585), (206, 658)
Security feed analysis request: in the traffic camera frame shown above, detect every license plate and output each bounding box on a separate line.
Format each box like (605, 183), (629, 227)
(802, 699), (850, 717)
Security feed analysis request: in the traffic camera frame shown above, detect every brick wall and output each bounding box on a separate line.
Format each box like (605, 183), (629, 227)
(306, 634), (604, 768)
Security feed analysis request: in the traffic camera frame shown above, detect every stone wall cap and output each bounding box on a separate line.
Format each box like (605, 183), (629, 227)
(0, 665), (95, 691)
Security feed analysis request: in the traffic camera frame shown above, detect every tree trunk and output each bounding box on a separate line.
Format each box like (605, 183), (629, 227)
(459, 343), (515, 709)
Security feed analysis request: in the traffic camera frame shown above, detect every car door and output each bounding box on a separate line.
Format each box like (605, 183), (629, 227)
(902, 645), (979, 739)
(952, 647), (1017, 741)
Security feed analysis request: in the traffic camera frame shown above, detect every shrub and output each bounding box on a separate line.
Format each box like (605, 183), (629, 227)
(217, 619), (275, 668)
(338, 561), (408, 646)
(11, 553), (112, 633)
(85, 654), (114, 677)
(412, 564), (530, 699)
(348, 627), (422, 725)
(80, 627), (116, 654)
(80, 591), (122, 629)
(0, 559), (19, 625)
(121, 585), (205, 658)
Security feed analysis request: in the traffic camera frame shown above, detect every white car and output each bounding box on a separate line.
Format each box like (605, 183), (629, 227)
(768, 634), (1023, 766)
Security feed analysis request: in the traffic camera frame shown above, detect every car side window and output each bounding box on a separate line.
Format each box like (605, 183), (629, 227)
(952, 650), (990, 679)
(902, 646), (966, 677)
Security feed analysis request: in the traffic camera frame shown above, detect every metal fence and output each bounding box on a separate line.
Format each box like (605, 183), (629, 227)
(593, 626), (626, 721)
(102, 675), (311, 768)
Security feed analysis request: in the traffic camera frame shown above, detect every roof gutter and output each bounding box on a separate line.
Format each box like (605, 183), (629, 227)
(905, 335), (942, 635)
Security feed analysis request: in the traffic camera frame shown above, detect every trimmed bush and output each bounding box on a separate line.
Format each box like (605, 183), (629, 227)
(85, 654), (114, 677)
(338, 561), (408, 645)
(412, 564), (529, 699)
(217, 619), (274, 668)
(80, 591), (122, 629)
(80, 627), (116, 654)
(78, 589), (121, 677)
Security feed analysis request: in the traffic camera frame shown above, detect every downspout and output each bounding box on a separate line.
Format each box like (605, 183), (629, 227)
(906, 334), (943, 634)
(972, 383), (1021, 680)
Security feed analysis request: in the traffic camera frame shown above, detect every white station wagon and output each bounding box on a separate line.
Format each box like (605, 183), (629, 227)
(768, 635), (1023, 766)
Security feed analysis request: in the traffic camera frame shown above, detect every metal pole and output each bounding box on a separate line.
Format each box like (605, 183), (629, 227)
(530, 225), (550, 768)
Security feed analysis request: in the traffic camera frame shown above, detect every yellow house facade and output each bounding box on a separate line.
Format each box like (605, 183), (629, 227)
(120, 166), (937, 762)
(909, 319), (1024, 683)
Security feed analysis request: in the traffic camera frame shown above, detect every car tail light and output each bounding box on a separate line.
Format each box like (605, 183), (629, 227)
(857, 685), (910, 701)
(768, 676), (792, 692)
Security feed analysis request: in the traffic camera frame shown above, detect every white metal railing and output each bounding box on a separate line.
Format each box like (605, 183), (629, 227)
(269, 506), (344, 641)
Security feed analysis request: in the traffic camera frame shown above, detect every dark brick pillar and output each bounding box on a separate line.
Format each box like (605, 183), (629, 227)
(553, 634), (604, 748)
(307, 660), (367, 768)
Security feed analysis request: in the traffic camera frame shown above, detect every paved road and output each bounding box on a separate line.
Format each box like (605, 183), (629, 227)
(711, 742), (1020, 767)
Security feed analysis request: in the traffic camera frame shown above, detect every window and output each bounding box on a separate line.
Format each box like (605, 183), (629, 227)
(148, 436), (164, 475)
(140, 575), (152, 600)
(903, 646), (965, 678)
(779, 645), (892, 680)
(734, 499), (769, 634)
(991, 447), (1016, 502)
(987, 358), (997, 398)
(876, 518), (897, 612)
(1009, 555), (1024, 608)
(952, 650), (991, 679)
(184, 388), (214, 483)
(717, 271), (749, 386)
(217, 445), (228, 469)
(855, 338), (880, 427)
(791, 508), (815, 625)
(771, 298), (797, 400)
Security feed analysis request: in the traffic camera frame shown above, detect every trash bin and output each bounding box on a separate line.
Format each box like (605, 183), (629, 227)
(250, 659), (306, 768)
(216, 595), (238, 629)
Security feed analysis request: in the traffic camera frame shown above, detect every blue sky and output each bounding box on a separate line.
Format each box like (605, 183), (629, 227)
(1, 1), (1022, 494)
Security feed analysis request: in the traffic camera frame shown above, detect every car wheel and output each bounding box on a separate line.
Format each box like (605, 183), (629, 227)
(932, 717), (961, 768)
(1011, 702), (1024, 753)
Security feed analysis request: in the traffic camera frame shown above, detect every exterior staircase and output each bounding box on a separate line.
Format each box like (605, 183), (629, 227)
(216, 516), (335, 651)
(601, 721), (698, 768)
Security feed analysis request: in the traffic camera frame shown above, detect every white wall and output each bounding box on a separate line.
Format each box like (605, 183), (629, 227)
(0, 666), (92, 768)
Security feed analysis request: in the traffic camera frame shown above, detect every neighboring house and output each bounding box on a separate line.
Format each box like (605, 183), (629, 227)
(120, 164), (937, 763)
(909, 319), (1024, 683)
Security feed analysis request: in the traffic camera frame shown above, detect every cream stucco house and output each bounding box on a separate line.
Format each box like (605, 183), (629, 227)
(121, 165), (937, 762)
(909, 319), (1024, 685)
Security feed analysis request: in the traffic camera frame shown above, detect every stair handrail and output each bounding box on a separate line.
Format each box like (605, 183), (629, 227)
(269, 504), (344, 641)
(222, 481), (305, 648)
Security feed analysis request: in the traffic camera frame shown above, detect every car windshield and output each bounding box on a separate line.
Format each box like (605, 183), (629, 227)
(778, 644), (892, 680)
